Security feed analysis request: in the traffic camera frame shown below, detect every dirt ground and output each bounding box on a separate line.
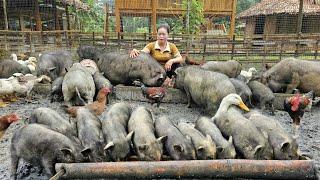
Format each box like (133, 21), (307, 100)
(0, 94), (319, 179)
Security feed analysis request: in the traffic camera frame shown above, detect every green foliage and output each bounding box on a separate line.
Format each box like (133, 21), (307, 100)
(69, 0), (105, 32)
(179, 0), (205, 34)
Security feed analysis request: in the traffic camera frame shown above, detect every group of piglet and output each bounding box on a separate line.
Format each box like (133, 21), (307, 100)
(9, 103), (231, 179)
(11, 96), (301, 179)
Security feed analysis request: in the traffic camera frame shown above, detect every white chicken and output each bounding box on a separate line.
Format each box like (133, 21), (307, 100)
(240, 67), (257, 83)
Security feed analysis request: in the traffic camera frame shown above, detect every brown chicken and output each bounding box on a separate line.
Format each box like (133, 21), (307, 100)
(141, 84), (166, 107)
(66, 87), (111, 118)
(284, 90), (312, 136)
(0, 113), (20, 131)
(183, 55), (205, 65)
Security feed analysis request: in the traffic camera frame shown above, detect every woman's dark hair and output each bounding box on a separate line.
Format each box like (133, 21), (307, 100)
(157, 24), (170, 34)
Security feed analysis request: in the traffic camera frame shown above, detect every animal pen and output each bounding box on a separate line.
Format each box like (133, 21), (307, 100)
(0, 0), (320, 63)
(0, 1), (320, 180)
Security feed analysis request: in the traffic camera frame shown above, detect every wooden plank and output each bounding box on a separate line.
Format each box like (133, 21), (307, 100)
(229, 0), (237, 39)
(104, 3), (109, 47)
(3, 0), (8, 30)
(34, 0), (42, 31)
(115, 0), (121, 33)
(151, 0), (157, 36)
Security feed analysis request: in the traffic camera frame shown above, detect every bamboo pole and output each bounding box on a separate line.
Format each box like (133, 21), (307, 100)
(115, 0), (121, 33)
(104, 3), (109, 47)
(151, 0), (157, 37)
(34, 0), (42, 31)
(3, 0), (8, 30)
(65, 4), (70, 30)
(297, 0), (304, 34)
(229, 0), (237, 39)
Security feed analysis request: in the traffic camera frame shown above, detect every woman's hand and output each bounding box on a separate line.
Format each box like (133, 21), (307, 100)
(165, 59), (174, 71)
(130, 49), (140, 58)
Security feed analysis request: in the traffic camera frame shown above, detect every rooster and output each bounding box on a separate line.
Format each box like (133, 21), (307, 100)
(133, 80), (166, 107)
(0, 113), (20, 131)
(183, 55), (205, 65)
(66, 87), (111, 118)
(284, 89), (313, 137)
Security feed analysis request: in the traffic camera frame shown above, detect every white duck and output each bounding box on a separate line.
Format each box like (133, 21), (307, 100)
(240, 67), (257, 83)
(211, 94), (274, 160)
(212, 94), (249, 122)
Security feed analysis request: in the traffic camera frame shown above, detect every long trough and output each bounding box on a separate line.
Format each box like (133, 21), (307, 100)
(55, 160), (317, 179)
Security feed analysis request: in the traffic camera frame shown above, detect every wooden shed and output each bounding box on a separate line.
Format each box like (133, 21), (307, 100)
(237, 0), (320, 38)
(111, 0), (237, 38)
(0, 0), (89, 31)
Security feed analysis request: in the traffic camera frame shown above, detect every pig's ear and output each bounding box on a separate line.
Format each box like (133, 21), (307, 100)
(280, 142), (290, 153)
(254, 145), (263, 156)
(126, 131), (134, 142)
(104, 142), (114, 150)
(173, 144), (184, 153)
(156, 136), (167, 144)
(174, 67), (183, 75)
(197, 146), (205, 153)
(60, 148), (73, 155)
(185, 135), (192, 141)
(81, 148), (92, 156)
(47, 67), (57, 72)
(216, 146), (224, 154)
(138, 144), (147, 152)
(206, 134), (213, 143)
(228, 136), (233, 145)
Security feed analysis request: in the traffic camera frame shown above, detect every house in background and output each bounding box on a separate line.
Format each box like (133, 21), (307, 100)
(237, 0), (320, 38)
(0, 0), (89, 31)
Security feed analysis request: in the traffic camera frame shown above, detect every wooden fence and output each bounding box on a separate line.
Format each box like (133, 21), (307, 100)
(0, 30), (319, 63)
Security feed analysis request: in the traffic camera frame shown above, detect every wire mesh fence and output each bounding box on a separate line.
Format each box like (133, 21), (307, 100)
(0, 0), (320, 64)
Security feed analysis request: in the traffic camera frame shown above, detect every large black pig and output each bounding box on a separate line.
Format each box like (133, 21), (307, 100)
(10, 124), (85, 179)
(96, 51), (166, 87)
(36, 50), (74, 80)
(175, 66), (236, 115)
(77, 45), (103, 61)
(0, 60), (31, 78)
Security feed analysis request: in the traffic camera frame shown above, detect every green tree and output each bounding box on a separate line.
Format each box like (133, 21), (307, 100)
(183, 0), (205, 34)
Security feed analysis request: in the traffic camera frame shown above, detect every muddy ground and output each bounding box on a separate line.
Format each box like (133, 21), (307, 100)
(0, 94), (319, 179)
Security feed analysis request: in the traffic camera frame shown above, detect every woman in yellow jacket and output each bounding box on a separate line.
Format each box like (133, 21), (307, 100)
(130, 24), (184, 79)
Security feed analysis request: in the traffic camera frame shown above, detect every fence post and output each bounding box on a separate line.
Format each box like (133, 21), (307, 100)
(279, 40), (284, 61)
(231, 35), (235, 60)
(29, 32), (32, 53)
(144, 33), (147, 46)
(92, 32), (95, 46)
(295, 33), (301, 57)
(217, 39), (221, 61)
(64, 31), (69, 49)
(4, 33), (8, 51)
(315, 39), (319, 60)
(172, 34), (175, 44)
(117, 32), (120, 49)
(202, 35), (207, 61)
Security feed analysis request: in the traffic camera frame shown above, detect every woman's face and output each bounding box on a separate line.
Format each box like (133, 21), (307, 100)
(157, 27), (169, 44)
